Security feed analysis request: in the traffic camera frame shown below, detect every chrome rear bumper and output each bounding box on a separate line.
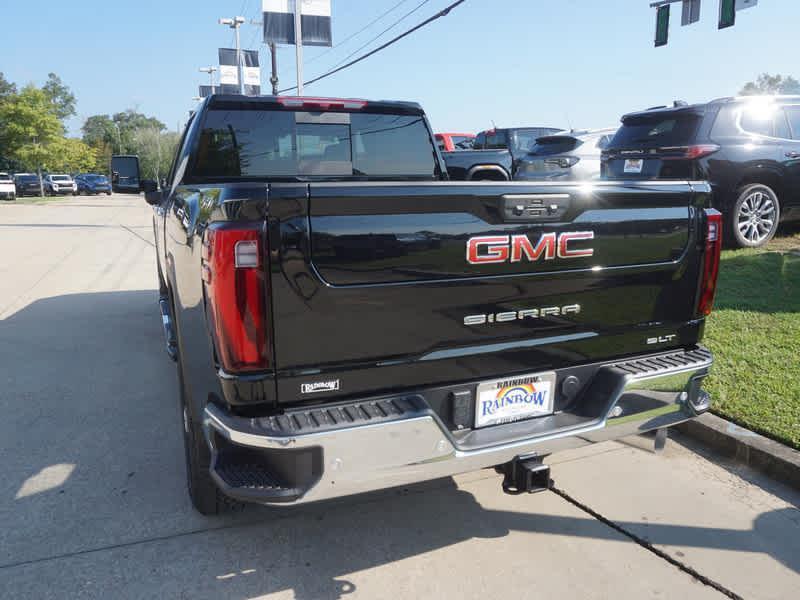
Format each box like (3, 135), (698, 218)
(204, 347), (712, 506)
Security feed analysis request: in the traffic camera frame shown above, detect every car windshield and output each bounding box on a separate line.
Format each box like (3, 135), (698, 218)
(86, 175), (108, 182)
(610, 113), (702, 148)
(451, 136), (474, 149)
(20, 176), (39, 183)
(52, 175), (71, 181)
(528, 137), (581, 156)
(0, 174), (12, 182)
(512, 128), (562, 152)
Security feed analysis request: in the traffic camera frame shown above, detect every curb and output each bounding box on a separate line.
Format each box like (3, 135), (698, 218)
(676, 413), (800, 491)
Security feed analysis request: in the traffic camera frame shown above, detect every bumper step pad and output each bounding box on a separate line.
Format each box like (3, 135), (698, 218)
(612, 347), (712, 377)
(252, 395), (426, 436)
(210, 452), (302, 503)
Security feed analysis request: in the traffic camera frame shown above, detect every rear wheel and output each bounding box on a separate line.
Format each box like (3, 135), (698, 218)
(728, 184), (780, 248)
(172, 297), (239, 515)
(176, 349), (225, 515)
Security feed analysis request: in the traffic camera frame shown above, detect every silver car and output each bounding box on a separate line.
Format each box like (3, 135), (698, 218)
(516, 128), (617, 181)
(44, 174), (78, 196)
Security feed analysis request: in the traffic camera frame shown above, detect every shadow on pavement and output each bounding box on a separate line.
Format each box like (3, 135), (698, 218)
(1, 291), (798, 599)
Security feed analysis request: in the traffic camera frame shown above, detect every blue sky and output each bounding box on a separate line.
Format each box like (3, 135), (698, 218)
(1, 0), (797, 137)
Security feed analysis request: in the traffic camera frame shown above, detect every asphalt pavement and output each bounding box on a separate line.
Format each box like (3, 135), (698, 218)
(0, 194), (798, 599)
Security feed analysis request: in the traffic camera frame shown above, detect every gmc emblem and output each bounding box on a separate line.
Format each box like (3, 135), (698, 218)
(467, 232), (595, 265)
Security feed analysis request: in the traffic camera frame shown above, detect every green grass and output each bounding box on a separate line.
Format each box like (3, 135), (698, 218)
(703, 225), (800, 449)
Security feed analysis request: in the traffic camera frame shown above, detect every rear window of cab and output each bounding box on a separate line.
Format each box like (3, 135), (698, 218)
(190, 109), (439, 180)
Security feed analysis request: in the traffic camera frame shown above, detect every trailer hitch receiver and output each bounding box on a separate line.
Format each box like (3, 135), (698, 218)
(501, 457), (553, 495)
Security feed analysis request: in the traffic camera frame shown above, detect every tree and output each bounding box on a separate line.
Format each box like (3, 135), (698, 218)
(0, 72), (16, 100)
(0, 85), (64, 176)
(130, 127), (179, 181)
(740, 73), (800, 96)
(42, 73), (77, 122)
(43, 138), (99, 174)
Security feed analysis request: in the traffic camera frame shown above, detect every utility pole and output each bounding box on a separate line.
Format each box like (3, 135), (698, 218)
(251, 19), (279, 96)
(270, 42), (279, 95)
(219, 16), (246, 94)
(199, 66), (218, 93)
(294, 1), (304, 96)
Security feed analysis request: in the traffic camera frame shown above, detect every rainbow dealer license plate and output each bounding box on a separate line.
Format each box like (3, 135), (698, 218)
(475, 372), (556, 428)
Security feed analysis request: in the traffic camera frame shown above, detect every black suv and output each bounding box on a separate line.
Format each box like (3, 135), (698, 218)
(602, 96), (800, 247)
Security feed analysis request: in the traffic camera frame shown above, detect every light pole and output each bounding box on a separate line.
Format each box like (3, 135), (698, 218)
(293, 2), (303, 96)
(250, 19), (279, 96)
(112, 122), (123, 154)
(219, 16), (246, 95)
(199, 66), (218, 94)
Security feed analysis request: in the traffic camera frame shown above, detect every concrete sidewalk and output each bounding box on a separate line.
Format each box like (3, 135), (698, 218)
(1, 195), (798, 599)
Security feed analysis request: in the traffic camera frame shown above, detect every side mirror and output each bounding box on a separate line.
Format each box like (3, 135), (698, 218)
(141, 179), (158, 193)
(141, 180), (161, 206)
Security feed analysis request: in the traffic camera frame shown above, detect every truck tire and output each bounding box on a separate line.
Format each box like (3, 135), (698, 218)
(176, 352), (230, 515)
(727, 183), (780, 248)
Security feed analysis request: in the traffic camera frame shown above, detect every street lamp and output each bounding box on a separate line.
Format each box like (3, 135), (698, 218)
(219, 16), (246, 94)
(199, 66), (218, 94)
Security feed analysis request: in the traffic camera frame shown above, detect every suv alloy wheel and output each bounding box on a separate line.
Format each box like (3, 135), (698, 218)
(731, 184), (780, 248)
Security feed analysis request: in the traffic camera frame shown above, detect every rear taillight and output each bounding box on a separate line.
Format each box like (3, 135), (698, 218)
(662, 144), (720, 160)
(543, 156), (580, 169)
(697, 209), (723, 317)
(202, 224), (270, 372)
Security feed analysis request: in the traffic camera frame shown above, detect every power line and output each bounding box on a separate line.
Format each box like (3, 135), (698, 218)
(325, 0), (432, 71)
(279, 0), (467, 94)
(306, 0), (415, 65)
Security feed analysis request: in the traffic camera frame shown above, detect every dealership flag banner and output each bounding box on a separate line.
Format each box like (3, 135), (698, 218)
(218, 48), (240, 94)
(219, 48), (262, 95)
(243, 50), (262, 96)
(262, 0), (333, 46)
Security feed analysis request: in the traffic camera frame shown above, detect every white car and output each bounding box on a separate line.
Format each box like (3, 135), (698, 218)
(0, 173), (15, 201)
(44, 174), (78, 196)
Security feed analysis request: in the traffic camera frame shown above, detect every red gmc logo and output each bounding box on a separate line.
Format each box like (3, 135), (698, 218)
(467, 232), (595, 265)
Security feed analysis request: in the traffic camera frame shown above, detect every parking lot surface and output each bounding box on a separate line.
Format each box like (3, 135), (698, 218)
(1, 195), (799, 599)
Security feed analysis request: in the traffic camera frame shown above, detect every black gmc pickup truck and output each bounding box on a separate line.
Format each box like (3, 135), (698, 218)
(142, 95), (720, 515)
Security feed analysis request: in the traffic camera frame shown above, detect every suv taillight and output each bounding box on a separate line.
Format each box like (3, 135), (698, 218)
(697, 209), (723, 317)
(202, 223), (270, 372)
(662, 144), (720, 160)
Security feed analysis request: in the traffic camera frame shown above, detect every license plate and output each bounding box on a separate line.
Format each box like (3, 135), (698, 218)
(624, 158), (644, 174)
(475, 372), (556, 428)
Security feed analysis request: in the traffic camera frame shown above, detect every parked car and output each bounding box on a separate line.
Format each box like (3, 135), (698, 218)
(143, 94), (718, 515)
(435, 132), (475, 152)
(602, 96), (800, 248)
(14, 174), (42, 197)
(444, 126), (563, 180)
(44, 174), (78, 196)
(516, 128), (617, 181)
(76, 174), (112, 195)
(0, 172), (15, 201)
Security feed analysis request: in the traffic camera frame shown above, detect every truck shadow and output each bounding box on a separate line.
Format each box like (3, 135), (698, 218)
(1, 291), (798, 599)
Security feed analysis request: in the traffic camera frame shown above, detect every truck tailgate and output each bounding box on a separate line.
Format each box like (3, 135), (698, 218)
(268, 181), (709, 403)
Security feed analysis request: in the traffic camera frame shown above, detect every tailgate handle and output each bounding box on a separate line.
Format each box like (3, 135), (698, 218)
(501, 194), (570, 222)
